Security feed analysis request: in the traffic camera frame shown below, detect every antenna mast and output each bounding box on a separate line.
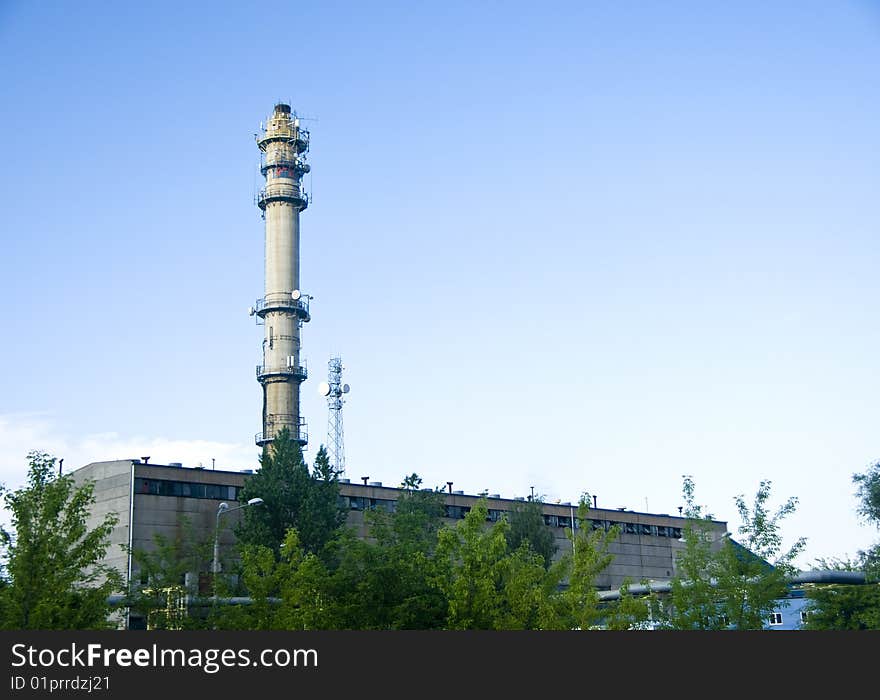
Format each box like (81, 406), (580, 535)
(319, 357), (349, 476)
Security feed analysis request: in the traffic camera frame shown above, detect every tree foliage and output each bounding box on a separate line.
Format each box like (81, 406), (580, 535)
(314, 475), (450, 629)
(338, 475), (448, 629)
(235, 432), (346, 559)
(716, 481), (805, 629)
(435, 500), (566, 629)
(665, 476), (805, 630)
(505, 497), (556, 569)
(220, 487), (620, 630)
(801, 462), (880, 629)
(213, 529), (330, 630)
(126, 517), (213, 629)
(665, 476), (728, 630)
(561, 494), (620, 629)
(803, 584), (880, 630)
(217, 474), (452, 630)
(852, 461), (880, 581)
(853, 461), (880, 528)
(0, 451), (122, 629)
(602, 580), (659, 630)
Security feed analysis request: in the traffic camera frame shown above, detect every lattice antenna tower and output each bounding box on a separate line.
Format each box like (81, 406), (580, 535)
(318, 357), (349, 476)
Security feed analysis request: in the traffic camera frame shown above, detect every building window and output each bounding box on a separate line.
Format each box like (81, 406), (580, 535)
(769, 613), (783, 626)
(370, 498), (396, 512)
(134, 478), (240, 502)
(800, 611), (811, 624)
(444, 505), (470, 520)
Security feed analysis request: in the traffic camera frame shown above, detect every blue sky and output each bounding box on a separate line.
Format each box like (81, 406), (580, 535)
(1, 0), (878, 568)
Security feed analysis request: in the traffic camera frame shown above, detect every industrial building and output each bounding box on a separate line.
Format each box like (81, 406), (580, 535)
(71, 458), (729, 612)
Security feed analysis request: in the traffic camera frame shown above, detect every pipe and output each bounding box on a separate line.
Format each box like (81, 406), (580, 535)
(596, 569), (870, 601)
(108, 594), (282, 607)
(107, 571), (873, 610)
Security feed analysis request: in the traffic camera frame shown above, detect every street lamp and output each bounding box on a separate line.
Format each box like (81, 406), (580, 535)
(212, 498), (264, 601)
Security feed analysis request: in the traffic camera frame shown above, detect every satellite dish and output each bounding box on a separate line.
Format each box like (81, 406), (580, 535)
(342, 383), (350, 393)
(291, 289), (302, 300)
(318, 381), (331, 397)
(248, 307), (255, 316)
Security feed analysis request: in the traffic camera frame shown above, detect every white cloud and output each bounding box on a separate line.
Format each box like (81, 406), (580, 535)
(0, 413), (258, 492)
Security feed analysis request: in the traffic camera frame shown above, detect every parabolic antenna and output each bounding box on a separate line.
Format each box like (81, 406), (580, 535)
(291, 289), (302, 300)
(318, 381), (331, 397)
(248, 306), (255, 316)
(342, 383), (350, 393)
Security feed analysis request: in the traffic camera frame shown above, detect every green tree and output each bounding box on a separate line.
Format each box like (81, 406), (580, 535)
(803, 584), (880, 630)
(665, 476), (730, 630)
(495, 543), (566, 629)
(435, 499), (566, 629)
(274, 530), (333, 629)
(350, 475), (448, 628)
(317, 475), (449, 629)
(801, 463), (880, 629)
(220, 474), (451, 630)
(235, 432), (346, 558)
(601, 579), (660, 630)
(436, 500), (514, 628)
(853, 460), (880, 581)
(213, 529), (332, 630)
(665, 476), (805, 630)
(561, 494), (621, 630)
(0, 451), (122, 629)
(125, 517), (213, 629)
(714, 480), (806, 629)
(854, 460), (880, 526)
(505, 497), (556, 569)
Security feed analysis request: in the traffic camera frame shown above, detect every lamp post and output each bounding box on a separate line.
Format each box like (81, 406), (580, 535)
(212, 498), (264, 603)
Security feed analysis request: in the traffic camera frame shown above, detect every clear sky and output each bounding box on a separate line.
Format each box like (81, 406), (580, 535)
(1, 1), (878, 568)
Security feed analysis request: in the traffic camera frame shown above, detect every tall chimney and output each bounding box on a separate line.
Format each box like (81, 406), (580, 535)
(252, 103), (311, 451)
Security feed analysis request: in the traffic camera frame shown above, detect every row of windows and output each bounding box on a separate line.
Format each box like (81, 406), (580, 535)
(337, 496), (682, 538)
(135, 478), (241, 502)
(134, 484), (686, 539)
(616, 522), (683, 539)
(344, 496), (397, 512)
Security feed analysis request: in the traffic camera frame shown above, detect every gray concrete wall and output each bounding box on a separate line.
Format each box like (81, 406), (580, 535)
(70, 460), (134, 585)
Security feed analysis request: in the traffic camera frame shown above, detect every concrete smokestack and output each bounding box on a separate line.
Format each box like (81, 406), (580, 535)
(252, 103), (311, 449)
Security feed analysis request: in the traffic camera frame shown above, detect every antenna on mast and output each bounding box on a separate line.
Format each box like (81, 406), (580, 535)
(319, 357), (349, 476)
